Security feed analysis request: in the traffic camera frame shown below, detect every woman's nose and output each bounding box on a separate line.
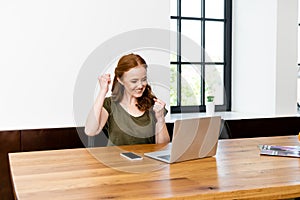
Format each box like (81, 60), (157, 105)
(137, 82), (143, 87)
(137, 80), (145, 87)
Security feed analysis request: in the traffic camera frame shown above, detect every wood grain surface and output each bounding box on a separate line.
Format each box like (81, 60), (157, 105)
(9, 135), (300, 199)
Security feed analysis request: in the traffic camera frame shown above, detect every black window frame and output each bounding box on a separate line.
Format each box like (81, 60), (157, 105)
(170, 0), (232, 113)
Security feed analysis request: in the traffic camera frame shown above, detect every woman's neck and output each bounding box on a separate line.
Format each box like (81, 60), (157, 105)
(120, 93), (137, 106)
(120, 95), (143, 117)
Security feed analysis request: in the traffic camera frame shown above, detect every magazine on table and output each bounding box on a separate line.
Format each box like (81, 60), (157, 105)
(258, 144), (300, 158)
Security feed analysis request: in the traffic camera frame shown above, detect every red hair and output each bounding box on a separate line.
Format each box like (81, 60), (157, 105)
(111, 53), (156, 111)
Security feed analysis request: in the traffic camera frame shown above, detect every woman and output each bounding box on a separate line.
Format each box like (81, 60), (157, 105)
(85, 53), (170, 146)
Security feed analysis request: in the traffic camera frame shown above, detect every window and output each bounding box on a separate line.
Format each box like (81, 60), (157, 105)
(170, 0), (232, 113)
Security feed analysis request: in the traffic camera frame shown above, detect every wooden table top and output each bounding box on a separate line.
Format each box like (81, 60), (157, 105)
(9, 135), (300, 200)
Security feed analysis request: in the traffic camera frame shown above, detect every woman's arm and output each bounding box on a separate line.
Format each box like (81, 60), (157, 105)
(84, 93), (109, 136)
(153, 98), (170, 144)
(84, 74), (110, 136)
(155, 119), (170, 144)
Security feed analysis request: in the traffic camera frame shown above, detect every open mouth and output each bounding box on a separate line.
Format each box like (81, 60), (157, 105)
(135, 89), (144, 94)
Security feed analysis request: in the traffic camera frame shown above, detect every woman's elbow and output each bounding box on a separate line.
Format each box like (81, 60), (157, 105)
(84, 127), (98, 136)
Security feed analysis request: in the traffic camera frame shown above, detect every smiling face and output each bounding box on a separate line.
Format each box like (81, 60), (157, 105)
(118, 65), (147, 98)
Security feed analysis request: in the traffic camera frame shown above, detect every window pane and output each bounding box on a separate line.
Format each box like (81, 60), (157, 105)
(170, 19), (177, 61)
(170, 52), (177, 63)
(181, 65), (202, 106)
(205, 21), (224, 62)
(205, 65), (224, 105)
(181, 20), (202, 62)
(205, 0), (224, 19)
(170, 64), (177, 106)
(182, 0), (201, 18)
(170, 0), (177, 16)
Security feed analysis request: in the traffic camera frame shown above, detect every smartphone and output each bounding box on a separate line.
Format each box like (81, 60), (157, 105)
(120, 152), (143, 160)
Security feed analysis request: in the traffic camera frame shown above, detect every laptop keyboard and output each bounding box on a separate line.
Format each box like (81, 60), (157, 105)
(158, 154), (170, 161)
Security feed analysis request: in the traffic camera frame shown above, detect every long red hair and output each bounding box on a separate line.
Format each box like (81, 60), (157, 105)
(111, 53), (156, 111)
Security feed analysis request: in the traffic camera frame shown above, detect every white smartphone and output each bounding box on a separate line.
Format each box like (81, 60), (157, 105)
(120, 152), (143, 160)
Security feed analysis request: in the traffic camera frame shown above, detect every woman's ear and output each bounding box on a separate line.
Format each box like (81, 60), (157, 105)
(117, 77), (123, 85)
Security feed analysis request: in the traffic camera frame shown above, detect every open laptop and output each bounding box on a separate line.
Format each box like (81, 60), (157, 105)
(144, 116), (221, 163)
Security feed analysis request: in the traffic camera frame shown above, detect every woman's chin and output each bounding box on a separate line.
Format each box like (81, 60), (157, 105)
(134, 94), (143, 98)
(133, 92), (143, 98)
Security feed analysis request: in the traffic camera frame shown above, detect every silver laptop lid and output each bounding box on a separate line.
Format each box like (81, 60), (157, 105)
(169, 116), (221, 163)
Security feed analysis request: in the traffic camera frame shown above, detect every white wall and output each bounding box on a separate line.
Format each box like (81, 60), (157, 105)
(2, 0), (298, 131)
(232, 0), (298, 116)
(0, 0), (170, 130)
(275, 0), (298, 114)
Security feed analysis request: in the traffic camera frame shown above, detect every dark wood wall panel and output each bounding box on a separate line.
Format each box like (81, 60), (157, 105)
(0, 130), (21, 200)
(226, 117), (300, 139)
(21, 127), (86, 152)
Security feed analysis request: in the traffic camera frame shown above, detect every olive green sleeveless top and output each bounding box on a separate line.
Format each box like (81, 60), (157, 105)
(103, 97), (156, 146)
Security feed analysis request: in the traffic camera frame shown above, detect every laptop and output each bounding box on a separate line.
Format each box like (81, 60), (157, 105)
(144, 116), (221, 163)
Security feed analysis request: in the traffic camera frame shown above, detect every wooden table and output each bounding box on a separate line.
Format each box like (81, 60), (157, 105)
(9, 135), (300, 200)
